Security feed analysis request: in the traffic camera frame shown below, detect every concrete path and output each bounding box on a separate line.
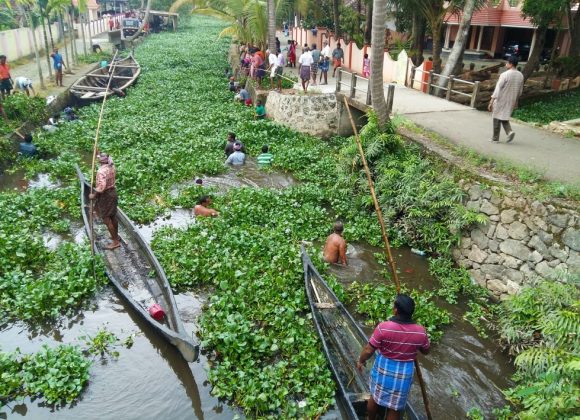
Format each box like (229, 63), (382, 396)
(7, 32), (112, 99)
(272, 31), (579, 184)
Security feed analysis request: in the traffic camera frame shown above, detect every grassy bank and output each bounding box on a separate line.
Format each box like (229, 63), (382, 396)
(513, 88), (580, 125)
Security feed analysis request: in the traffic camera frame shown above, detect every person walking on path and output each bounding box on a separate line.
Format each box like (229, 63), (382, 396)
(274, 50), (285, 91)
(321, 41), (330, 59)
(488, 56), (524, 143)
(323, 221), (347, 265)
(332, 43), (344, 77)
(14, 77), (36, 96)
(319, 56), (330, 85)
(298, 47), (313, 93)
(356, 294), (430, 420)
(288, 40), (296, 68)
(0, 55), (13, 99)
(310, 44), (321, 86)
(363, 53), (371, 78)
(50, 48), (66, 87)
(89, 153), (121, 250)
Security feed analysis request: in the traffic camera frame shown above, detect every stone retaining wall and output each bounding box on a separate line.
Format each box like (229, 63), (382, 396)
(453, 181), (579, 300)
(265, 91), (338, 138)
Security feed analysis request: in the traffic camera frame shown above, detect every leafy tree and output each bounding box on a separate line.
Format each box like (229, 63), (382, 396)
(521, 0), (568, 80)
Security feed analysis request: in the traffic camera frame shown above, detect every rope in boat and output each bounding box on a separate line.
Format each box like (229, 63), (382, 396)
(88, 49), (121, 266)
(342, 97), (434, 420)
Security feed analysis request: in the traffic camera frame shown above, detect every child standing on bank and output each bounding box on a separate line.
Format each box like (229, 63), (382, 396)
(362, 53), (370, 78)
(319, 56), (330, 85)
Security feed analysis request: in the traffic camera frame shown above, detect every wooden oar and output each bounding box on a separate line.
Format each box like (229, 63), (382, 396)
(342, 96), (433, 420)
(89, 49), (120, 256)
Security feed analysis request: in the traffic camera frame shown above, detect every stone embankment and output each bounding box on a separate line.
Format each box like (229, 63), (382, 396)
(453, 182), (579, 299)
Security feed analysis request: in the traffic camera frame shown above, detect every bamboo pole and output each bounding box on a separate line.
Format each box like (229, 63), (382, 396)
(89, 49), (120, 256)
(342, 97), (433, 420)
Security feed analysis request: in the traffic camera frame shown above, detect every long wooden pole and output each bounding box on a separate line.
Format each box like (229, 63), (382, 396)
(89, 49), (120, 255)
(342, 97), (433, 420)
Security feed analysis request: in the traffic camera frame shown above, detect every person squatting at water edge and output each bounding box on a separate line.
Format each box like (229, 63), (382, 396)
(89, 153), (121, 250)
(323, 221), (347, 265)
(357, 295), (430, 420)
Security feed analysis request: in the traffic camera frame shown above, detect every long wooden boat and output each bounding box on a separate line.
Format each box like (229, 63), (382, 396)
(76, 166), (199, 362)
(302, 246), (422, 420)
(70, 55), (141, 101)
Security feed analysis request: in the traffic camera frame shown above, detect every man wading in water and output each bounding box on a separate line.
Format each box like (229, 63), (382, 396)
(89, 153), (121, 250)
(323, 221), (347, 265)
(356, 295), (430, 420)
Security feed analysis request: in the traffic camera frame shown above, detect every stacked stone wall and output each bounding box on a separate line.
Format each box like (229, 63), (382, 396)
(453, 181), (580, 300)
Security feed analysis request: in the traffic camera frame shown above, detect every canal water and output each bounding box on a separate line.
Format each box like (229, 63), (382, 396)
(0, 162), (513, 419)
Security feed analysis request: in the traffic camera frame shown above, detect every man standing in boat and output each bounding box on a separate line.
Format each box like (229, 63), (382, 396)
(89, 153), (121, 250)
(323, 221), (347, 265)
(356, 295), (430, 420)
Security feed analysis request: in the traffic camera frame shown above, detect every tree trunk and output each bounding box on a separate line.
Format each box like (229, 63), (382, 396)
(569, 9), (580, 56)
(40, 13), (54, 80)
(59, 13), (72, 72)
(126, 0), (152, 42)
(411, 13), (425, 66)
(431, 20), (443, 73)
(267, 0), (276, 53)
(364, 0), (372, 45)
(25, 11), (46, 90)
(47, 13), (55, 50)
(333, 0), (341, 39)
(86, 11), (93, 50)
(69, 11), (78, 65)
(522, 27), (547, 81)
(80, 12), (87, 56)
(371, 0), (389, 129)
(438, 0), (477, 87)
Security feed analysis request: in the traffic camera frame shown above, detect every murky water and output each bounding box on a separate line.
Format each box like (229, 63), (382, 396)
(330, 242), (515, 419)
(1, 163), (513, 419)
(0, 171), (60, 192)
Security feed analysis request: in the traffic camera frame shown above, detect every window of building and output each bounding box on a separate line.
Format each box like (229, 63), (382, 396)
(490, 0), (501, 7)
(508, 0), (519, 7)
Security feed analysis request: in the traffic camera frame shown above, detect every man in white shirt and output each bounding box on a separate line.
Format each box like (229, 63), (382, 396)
(321, 41), (330, 59)
(298, 47), (314, 93)
(267, 49), (277, 89)
(14, 77), (35, 96)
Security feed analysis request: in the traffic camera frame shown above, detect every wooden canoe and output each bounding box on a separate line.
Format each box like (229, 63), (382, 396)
(70, 55), (141, 101)
(302, 246), (422, 419)
(76, 166), (199, 362)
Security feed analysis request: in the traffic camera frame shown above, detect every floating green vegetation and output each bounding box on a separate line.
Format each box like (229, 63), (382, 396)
(0, 345), (91, 407)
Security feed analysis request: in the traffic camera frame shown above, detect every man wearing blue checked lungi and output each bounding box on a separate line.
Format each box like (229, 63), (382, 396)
(356, 295), (430, 420)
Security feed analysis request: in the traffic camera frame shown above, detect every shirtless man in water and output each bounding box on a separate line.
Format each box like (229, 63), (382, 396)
(323, 221), (347, 265)
(194, 195), (219, 217)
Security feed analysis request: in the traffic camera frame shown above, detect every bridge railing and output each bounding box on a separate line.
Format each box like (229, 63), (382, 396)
(335, 68), (395, 114)
(410, 67), (481, 108)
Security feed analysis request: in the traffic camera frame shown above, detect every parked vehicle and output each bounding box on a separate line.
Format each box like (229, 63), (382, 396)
(122, 18), (140, 38)
(502, 42), (531, 61)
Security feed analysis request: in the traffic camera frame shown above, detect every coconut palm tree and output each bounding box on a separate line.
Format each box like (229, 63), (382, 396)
(370, 0), (388, 128)
(38, 0), (54, 80)
(20, 2), (46, 89)
(267, 0), (276, 53)
(437, 0), (478, 89)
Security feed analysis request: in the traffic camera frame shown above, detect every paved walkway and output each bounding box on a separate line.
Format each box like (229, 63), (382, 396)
(272, 31), (579, 184)
(8, 32), (112, 99)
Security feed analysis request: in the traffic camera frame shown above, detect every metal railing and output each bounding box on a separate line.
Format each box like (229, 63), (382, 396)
(335, 69), (395, 114)
(410, 67), (481, 108)
(336, 68), (372, 105)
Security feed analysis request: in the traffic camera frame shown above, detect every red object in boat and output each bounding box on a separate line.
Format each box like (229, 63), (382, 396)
(148, 303), (165, 321)
(404, 268), (414, 274)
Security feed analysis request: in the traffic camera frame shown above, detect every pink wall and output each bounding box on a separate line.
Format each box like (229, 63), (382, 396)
(289, 26), (413, 84)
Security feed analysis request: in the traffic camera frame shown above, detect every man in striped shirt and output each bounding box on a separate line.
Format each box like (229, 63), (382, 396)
(357, 294), (430, 420)
(257, 145), (273, 166)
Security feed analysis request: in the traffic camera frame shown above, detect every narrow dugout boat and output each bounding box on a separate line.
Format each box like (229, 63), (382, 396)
(70, 55), (140, 101)
(76, 166), (199, 362)
(302, 246), (422, 420)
